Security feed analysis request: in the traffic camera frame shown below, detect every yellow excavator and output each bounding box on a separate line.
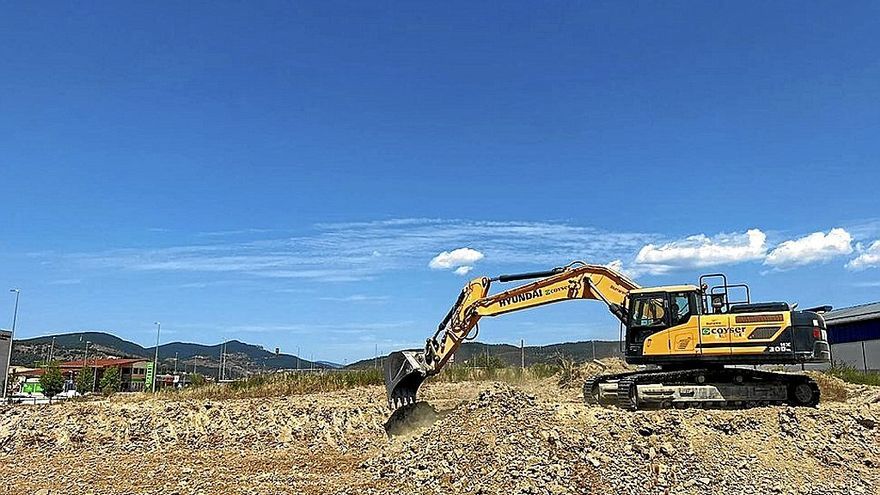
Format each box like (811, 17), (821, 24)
(384, 261), (831, 411)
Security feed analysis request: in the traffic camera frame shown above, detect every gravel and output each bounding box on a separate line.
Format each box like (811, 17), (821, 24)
(1, 375), (878, 494)
(368, 382), (880, 495)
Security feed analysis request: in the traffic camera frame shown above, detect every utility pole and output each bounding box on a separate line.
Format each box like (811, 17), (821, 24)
(152, 322), (161, 393)
(218, 343), (223, 381)
(374, 343), (378, 369)
(174, 352), (179, 375)
(520, 339), (525, 370)
(2, 288), (21, 399)
(49, 337), (55, 363)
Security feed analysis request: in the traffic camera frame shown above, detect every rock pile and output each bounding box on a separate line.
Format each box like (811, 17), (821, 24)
(368, 385), (586, 494)
(0, 393), (389, 455)
(366, 383), (880, 495)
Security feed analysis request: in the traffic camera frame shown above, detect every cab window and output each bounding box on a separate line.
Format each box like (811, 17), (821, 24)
(670, 292), (695, 325)
(631, 296), (667, 328)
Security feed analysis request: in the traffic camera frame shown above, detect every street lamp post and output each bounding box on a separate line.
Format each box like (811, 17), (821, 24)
(82, 340), (91, 394)
(2, 289), (21, 400)
(152, 322), (161, 393)
(83, 340), (91, 368)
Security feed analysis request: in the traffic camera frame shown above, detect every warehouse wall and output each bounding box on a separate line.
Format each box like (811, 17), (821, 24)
(831, 339), (880, 372)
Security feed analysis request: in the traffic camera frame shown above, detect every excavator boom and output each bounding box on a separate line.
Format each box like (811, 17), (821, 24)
(384, 261), (639, 409)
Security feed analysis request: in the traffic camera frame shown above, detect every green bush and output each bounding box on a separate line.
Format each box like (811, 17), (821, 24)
(39, 362), (64, 399)
(75, 367), (95, 395)
(824, 364), (880, 386)
(99, 367), (121, 395)
(189, 373), (207, 388)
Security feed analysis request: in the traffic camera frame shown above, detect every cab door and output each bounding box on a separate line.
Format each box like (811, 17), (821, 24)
(666, 292), (701, 356)
(628, 293), (670, 358)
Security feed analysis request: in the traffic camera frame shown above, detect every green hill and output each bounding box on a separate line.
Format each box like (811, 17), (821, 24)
(346, 340), (622, 369)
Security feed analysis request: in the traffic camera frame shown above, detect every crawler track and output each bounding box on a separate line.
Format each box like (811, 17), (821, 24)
(584, 368), (821, 410)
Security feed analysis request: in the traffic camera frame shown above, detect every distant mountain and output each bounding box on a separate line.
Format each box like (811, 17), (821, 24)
(12, 331), (148, 367)
(14, 331), (622, 376)
(12, 332), (326, 375)
(346, 340), (622, 370)
(315, 361), (343, 369)
(153, 340), (329, 373)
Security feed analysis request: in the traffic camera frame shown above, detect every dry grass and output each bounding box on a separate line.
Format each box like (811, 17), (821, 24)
(558, 357), (630, 389)
(436, 363), (559, 384)
(166, 369), (384, 400)
(807, 371), (849, 402)
(153, 364), (564, 401)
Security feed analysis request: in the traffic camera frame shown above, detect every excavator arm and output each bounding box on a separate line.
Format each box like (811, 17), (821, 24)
(384, 261), (640, 409)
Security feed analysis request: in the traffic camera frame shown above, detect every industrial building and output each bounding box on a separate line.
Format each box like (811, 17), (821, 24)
(825, 302), (880, 371)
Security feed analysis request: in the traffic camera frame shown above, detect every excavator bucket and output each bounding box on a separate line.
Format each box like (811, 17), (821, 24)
(384, 350), (430, 410)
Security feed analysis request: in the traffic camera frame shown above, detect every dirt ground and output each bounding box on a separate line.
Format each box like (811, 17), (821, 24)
(1, 373), (878, 495)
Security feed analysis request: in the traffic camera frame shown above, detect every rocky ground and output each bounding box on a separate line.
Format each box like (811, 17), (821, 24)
(1, 367), (878, 495)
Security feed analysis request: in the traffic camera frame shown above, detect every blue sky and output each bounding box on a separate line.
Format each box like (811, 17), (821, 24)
(2, 2), (879, 363)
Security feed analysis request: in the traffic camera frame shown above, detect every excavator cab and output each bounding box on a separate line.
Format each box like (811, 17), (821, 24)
(622, 286), (702, 359)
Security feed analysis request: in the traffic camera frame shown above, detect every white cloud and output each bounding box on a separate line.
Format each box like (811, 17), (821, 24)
(633, 229), (767, 274)
(454, 266), (474, 276)
(74, 220), (873, 280)
(428, 248), (485, 271)
(605, 259), (624, 272)
(70, 219), (655, 283)
(604, 259), (650, 279)
(846, 240), (880, 271)
(764, 228), (853, 268)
